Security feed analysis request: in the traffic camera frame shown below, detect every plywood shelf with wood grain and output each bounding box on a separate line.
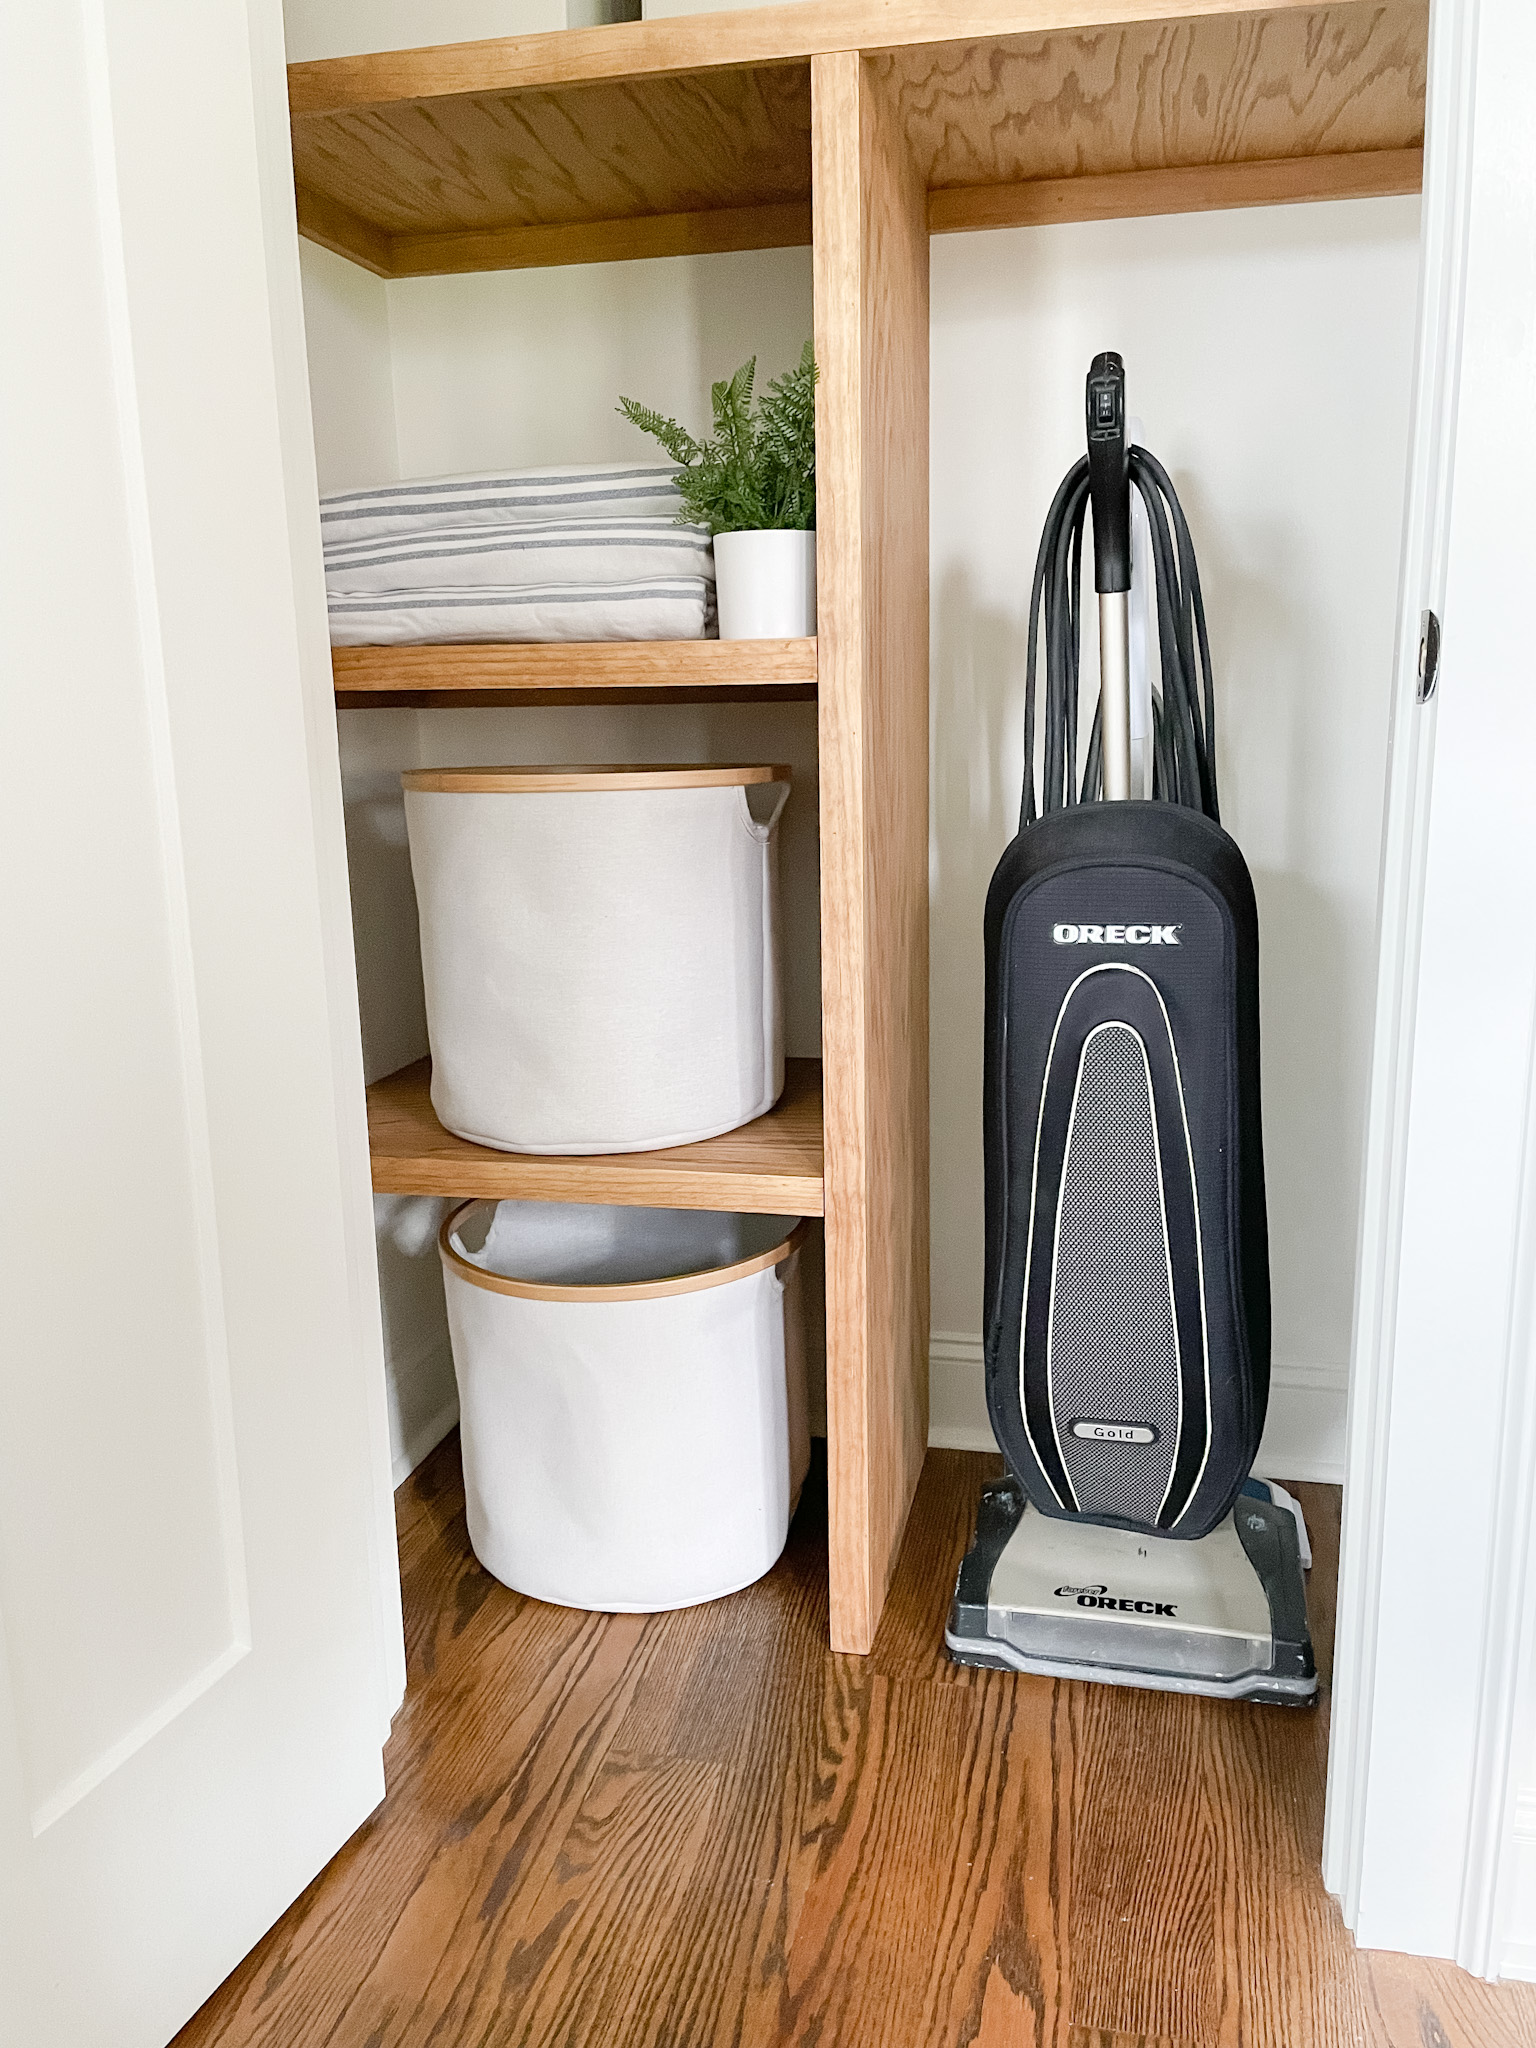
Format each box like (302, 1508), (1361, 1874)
(368, 1056), (825, 1216)
(332, 637), (817, 708)
(290, 0), (1426, 278)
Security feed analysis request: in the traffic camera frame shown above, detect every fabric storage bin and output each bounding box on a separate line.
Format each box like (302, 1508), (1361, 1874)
(439, 1200), (810, 1611)
(403, 764), (789, 1154)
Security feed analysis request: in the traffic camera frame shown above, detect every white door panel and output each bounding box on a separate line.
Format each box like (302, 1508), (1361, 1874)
(0, 1), (399, 2040)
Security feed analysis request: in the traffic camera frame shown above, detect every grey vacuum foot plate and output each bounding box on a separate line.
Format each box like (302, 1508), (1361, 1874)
(947, 1479), (1317, 1707)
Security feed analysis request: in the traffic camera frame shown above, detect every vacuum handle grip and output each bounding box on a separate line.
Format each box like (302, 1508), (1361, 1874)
(1086, 351), (1131, 595)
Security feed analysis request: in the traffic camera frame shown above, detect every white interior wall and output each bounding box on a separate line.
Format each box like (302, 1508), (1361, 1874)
(282, 0), (561, 63)
(284, 0), (815, 39)
(299, 181), (1418, 1489)
(642, 0), (815, 13)
(929, 199), (1421, 1482)
(300, 241), (458, 1481)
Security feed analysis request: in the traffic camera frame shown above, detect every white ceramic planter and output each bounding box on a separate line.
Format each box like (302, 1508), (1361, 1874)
(713, 528), (817, 640)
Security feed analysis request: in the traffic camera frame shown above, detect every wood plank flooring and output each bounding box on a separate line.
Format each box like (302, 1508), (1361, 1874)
(175, 1442), (1536, 2048)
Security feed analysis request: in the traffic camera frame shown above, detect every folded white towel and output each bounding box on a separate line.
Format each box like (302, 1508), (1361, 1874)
(327, 577), (712, 647)
(324, 517), (713, 596)
(319, 464), (684, 546)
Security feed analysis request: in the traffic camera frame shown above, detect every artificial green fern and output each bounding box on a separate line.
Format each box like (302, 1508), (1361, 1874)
(618, 341), (817, 534)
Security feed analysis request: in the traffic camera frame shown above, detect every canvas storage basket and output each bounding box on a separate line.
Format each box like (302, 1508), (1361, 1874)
(439, 1200), (811, 1611)
(403, 764), (789, 1154)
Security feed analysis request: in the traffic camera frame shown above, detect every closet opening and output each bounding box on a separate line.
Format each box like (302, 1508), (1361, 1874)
(217, 5), (1463, 2037)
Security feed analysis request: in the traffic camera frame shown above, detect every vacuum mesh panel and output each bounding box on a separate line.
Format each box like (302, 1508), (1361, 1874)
(1050, 1023), (1180, 1523)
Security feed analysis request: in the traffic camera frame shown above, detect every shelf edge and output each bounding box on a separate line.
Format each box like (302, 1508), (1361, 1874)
(295, 183), (393, 276)
(287, 0), (1363, 116)
(386, 200), (812, 278)
(330, 638), (819, 693)
(368, 1056), (825, 1215)
(929, 147), (1425, 236)
(335, 685), (818, 709)
(370, 1162), (825, 1215)
(296, 147), (1426, 281)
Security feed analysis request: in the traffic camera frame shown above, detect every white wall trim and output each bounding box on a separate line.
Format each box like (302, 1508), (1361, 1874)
(1325, 0), (1536, 1974)
(384, 1324), (460, 1487)
(392, 1389), (460, 1490)
(927, 1331), (1348, 1481)
(1500, 1796), (1536, 1983)
(1321, 0), (1474, 1936)
(1464, 1021), (1536, 1977)
(928, 1333), (997, 1454)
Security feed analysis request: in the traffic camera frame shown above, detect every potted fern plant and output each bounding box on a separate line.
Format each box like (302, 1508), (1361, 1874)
(618, 342), (817, 639)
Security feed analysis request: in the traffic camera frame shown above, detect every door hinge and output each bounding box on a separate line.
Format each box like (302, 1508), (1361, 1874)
(1417, 608), (1441, 704)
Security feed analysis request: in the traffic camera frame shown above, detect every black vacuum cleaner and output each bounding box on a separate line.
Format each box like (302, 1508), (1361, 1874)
(946, 353), (1317, 1705)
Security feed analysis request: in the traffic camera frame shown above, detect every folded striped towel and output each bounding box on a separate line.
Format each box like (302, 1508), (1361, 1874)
(324, 517), (713, 597)
(327, 577), (712, 648)
(319, 463), (684, 546)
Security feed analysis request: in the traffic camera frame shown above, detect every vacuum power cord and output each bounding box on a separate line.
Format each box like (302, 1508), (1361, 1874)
(1020, 446), (1220, 829)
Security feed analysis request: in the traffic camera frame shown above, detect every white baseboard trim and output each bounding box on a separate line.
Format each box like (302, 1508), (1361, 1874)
(390, 1387), (460, 1488)
(928, 1334), (999, 1452)
(927, 1332), (1349, 1484)
(1499, 1797), (1536, 1981)
(1253, 1366), (1349, 1486)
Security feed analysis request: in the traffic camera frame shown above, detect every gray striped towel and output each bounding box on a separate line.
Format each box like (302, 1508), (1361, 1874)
(319, 463), (685, 546)
(324, 517), (713, 597)
(327, 578), (712, 648)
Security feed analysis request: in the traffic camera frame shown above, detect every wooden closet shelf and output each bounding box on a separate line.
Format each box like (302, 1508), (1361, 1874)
(291, 0), (1427, 277)
(333, 637), (817, 707)
(368, 1057), (825, 1215)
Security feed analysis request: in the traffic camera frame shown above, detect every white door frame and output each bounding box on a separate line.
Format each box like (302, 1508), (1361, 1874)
(1325, 0), (1536, 1976)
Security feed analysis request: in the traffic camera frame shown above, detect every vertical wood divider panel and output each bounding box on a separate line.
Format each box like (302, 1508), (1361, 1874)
(812, 50), (931, 1654)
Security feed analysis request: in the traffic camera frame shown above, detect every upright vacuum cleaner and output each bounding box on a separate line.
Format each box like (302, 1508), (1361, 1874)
(946, 354), (1317, 1705)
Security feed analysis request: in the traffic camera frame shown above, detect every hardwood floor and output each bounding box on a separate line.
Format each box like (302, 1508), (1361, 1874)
(176, 1441), (1536, 2048)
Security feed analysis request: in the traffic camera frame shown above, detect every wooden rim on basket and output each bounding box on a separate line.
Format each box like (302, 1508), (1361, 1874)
(439, 1204), (809, 1302)
(402, 763), (790, 793)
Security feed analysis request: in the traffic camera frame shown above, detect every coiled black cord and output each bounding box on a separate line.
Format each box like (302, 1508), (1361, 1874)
(1020, 446), (1220, 830)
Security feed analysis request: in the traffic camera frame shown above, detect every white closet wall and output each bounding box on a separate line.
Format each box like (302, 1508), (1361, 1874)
(642, 0), (818, 15)
(300, 242), (454, 1480)
(282, 0), (562, 62)
(299, 167), (1417, 1486)
(928, 198), (1421, 1480)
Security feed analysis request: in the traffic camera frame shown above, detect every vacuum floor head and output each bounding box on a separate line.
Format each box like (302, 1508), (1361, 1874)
(947, 1476), (1317, 1706)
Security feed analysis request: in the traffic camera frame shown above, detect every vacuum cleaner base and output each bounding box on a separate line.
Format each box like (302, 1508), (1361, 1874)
(947, 1478), (1317, 1707)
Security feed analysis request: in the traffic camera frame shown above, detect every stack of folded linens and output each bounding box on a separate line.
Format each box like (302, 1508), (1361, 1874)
(321, 463), (714, 646)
